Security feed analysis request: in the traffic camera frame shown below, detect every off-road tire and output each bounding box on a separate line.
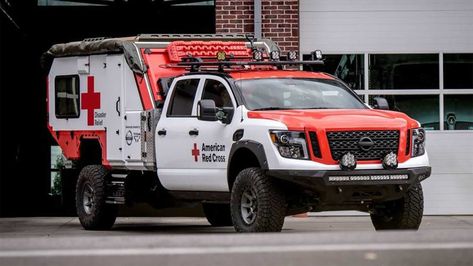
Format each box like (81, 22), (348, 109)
(75, 165), (118, 230)
(202, 203), (233, 226)
(230, 167), (286, 232)
(370, 182), (424, 230)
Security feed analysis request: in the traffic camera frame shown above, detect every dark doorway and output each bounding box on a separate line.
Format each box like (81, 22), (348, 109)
(0, 0), (215, 216)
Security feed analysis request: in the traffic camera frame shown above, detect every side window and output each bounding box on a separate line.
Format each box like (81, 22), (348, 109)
(55, 75), (80, 118)
(202, 79), (233, 108)
(168, 79), (200, 116)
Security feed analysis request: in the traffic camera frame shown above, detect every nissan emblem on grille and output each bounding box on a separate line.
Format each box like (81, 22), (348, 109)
(358, 137), (374, 151)
(327, 130), (400, 161)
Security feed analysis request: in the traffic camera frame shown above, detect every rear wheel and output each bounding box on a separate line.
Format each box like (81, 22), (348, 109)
(75, 165), (118, 230)
(370, 182), (424, 230)
(230, 167), (286, 232)
(202, 203), (233, 226)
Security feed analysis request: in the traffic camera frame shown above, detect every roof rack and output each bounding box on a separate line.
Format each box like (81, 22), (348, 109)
(173, 48), (325, 72)
(137, 34), (249, 42)
(176, 60), (324, 72)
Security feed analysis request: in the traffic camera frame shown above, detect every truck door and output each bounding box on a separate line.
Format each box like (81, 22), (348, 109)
(155, 76), (202, 189)
(156, 75), (239, 192)
(189, 76), (239, 191)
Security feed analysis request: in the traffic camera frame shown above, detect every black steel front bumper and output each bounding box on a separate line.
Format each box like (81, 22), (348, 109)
(266, 167), (431, 207)
(267, 166), (431, 188)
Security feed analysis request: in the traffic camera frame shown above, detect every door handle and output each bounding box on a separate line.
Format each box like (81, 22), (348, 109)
(116, 97), (121, 116)
(189, 129), (199, 136)
(157, 129), (167, 136)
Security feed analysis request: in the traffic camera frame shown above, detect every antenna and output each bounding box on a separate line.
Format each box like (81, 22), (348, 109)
(245, 34), (257, 52)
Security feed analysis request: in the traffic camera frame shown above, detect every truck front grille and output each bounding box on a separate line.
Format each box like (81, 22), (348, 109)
(326, 130), (400, 161)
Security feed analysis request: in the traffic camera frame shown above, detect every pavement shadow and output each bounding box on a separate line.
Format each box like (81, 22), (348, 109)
(111, 223), (236, 234)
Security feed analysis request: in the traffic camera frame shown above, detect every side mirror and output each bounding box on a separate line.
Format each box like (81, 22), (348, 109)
(198, 99), (235, 124)
(198, 100), (218, 121)
(373, 97), (389, 110)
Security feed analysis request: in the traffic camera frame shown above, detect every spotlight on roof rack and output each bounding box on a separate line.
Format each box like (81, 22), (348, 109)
(311, 50), (323, 60)
(270, 50), (280, 61)
(287, 51), (298, 61)
(216, 51), (226, 61)
(253, 50), (263, 61)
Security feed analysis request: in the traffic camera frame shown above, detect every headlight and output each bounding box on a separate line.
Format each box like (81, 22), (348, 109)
(411, 128), (426, 157)
(270, 130), (309, 160)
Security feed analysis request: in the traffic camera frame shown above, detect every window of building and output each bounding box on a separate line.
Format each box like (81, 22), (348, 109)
(303, 54), (364, 90)
(369, 54), (439, 90)
(168, 79), (200, 116)
(201, 79), (233, 108)
(55, 75), (80, 118)
(298, 52), (473, 131)
(444, 54), (473, 89)
(369, 95), (440, 130)
(444, 95), (473, 130)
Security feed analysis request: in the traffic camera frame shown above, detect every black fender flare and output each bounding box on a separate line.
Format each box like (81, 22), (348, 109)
(228, 140), (268, 170)
(228, 140), (269, 178)
(227, 140), (269, 189)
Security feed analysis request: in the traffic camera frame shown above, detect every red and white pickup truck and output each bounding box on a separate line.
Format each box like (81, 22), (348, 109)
(43, 34), (431, 232)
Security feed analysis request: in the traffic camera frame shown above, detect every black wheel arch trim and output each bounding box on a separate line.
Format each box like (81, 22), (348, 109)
(227, 140), (268, 189)
(228, 140), (268, 170)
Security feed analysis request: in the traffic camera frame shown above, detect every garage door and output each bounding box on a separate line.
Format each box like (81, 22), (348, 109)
(300, 0), (473, 214)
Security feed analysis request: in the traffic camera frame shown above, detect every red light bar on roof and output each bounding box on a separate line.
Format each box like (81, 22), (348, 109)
(166, 41), (252, 62)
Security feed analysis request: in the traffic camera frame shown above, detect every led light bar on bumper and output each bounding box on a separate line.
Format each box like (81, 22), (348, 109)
(270, 130), (309, 160)
(411, 128), (426, 157)
(329, 174), (409, 182)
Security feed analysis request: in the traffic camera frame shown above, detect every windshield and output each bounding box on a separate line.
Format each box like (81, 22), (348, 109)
(236, 78), (367, 110)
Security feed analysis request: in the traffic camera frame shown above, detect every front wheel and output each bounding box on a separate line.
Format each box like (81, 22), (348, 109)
(230, 167), (286, 232)
(370, 182), (424, 230)
(75, 165), (118, 230)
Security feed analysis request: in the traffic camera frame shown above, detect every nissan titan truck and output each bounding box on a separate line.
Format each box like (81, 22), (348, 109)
(43, 34), (431, 232)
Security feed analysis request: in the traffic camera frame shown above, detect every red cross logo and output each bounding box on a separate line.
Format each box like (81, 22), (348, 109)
(191, 143), (200, 162)
(81, 76), (101, 126)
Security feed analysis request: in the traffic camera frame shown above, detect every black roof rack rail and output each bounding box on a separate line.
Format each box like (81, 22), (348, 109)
(178, 60), (323, 66)
(176, 60), (324, 72)
(137, 34), (249, 42)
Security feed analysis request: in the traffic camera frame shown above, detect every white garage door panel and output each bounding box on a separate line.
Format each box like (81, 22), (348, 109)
(424, 132), (473, 214)
(426, 132), (473, 174)
(301, 0), (473, 12)
(300, 0), (473, 53)
(424, 174), (473, 214)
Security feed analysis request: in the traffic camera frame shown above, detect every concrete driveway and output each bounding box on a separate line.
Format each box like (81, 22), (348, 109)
(1, 216), (473, 266)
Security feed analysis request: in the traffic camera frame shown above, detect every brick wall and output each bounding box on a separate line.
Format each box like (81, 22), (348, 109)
(215, 0), (299, 53)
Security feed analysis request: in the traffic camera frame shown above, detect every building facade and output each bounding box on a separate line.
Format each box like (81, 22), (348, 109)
(216, 0), (473, 214)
